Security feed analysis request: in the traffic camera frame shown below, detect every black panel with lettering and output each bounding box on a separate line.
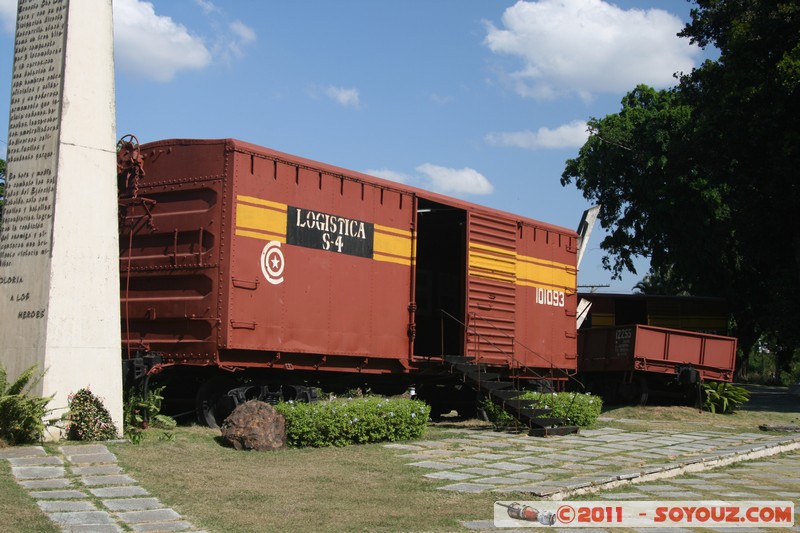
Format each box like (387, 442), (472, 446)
(286, 206), (374, 258)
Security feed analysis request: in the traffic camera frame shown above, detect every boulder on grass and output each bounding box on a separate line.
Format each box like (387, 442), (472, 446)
(220, 400), (286, 451)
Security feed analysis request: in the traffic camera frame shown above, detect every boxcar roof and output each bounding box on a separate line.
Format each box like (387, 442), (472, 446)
(142, 137), (577, 239)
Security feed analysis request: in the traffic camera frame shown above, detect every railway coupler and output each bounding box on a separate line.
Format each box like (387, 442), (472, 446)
(225, 383), (318, 408)
(122, 352), (163, 388)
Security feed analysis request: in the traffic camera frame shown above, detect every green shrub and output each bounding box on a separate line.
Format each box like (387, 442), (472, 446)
(0, 364), (53, 445)
(275, 397), (430, 447)
(66, 389), (118, 441)
(482, 391), (602, 428)
(702, 382), (750, 414)
(123, 385), (176, 443)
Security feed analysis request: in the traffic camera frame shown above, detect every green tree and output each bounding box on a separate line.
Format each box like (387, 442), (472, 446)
(562, 1), (800, 376)
(632, 266), (690, 296)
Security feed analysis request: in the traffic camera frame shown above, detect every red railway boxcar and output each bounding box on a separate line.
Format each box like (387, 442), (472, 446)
(118, 138), (580, 427)
(576, 293), (737, 405)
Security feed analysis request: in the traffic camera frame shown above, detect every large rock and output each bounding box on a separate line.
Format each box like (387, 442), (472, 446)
(220, 400), (286, 451)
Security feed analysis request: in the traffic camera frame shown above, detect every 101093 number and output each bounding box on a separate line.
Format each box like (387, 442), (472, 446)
(535, 288), (565, 307)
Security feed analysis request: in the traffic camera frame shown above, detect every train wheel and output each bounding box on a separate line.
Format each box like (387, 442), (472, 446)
(618, 375), (649, 406)
(195, 378), (236, 428)
(637, 375), (650, 406)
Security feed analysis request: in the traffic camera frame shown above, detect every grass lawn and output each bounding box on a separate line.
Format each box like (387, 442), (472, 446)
(0, 458), (60, 533)
(108, 424), (506, 533)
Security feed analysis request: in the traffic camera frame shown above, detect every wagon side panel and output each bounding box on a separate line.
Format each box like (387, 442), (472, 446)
(514, 223), (579, 375)
(119, 140), (228, 367)
(224, 147), (415, 368)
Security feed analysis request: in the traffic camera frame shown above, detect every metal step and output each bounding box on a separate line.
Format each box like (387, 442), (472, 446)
(489, 389), (525, 401)
(453, 362), (489, 375)
(440, 353), (577, 438)
(514, 408), (552, 419)
(477, 381), (514, 391)
(501, 399), (539, 410)
(526, 417), (568, 428)
(463, 371), (502, 382)
(528, 426), (579, 437)
(442, 355), (474, 365)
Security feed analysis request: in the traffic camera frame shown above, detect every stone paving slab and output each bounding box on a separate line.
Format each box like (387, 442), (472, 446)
(60, 444), (111, 455)
(442, 457), (486, 466)
(71, 465), (123, 475)
(424, 471), (477, 481)
(507, 472), (546, 481)
(470, 452), (510, 460)
(102, 497), (163, 512)
(11, 465), (65, 479)
(30, 489), (88, 499)
(484, 461), (530, 472)
(48, 511), (116, 526)
(61, 525), (124, 533)
(0, 446), (46, 459)
(80, 474), (137, 486)
(129, 521), (195, 532)
(459, 467), (507, 476)
(117, 508), (182, 524)
(38, 500), (97, 512)
(8, 455), (64, 466)
(19, 477), (72, 489)
(438, 482), (495, 493)
(89, 485), (150, 498)
(407, 460), (458, 469)
(67, 452), (119, 465)
(475, 476), (527, 485)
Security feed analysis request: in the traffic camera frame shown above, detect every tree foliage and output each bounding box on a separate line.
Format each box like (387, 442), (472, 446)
(562, 0), (800, 375)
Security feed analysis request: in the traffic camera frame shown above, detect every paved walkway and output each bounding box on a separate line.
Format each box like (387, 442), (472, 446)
(386, 427), (800, 531)
(387, 427), (800, 498)
(0, 443), (205, 533)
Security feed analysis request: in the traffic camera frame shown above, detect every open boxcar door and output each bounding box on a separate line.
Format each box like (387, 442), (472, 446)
(412, 199), (467, 358)
(465, 211), (518, 366)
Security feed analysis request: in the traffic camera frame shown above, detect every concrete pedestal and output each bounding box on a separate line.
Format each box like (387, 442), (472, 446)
(0, 0), (121, 438)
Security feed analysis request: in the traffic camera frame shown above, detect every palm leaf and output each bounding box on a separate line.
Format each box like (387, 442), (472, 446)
(0, 364), (7, 396)
(6, 365), (43, 396)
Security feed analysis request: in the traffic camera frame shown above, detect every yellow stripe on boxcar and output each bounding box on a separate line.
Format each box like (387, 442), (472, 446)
(374, 224), (414, 266)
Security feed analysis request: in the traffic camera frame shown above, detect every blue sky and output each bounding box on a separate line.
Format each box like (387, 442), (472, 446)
(0, 0), (710, 292)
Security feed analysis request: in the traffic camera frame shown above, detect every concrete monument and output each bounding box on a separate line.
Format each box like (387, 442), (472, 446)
(0, 0), (122, 438)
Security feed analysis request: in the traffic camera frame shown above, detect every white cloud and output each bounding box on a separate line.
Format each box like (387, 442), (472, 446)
(364, 169), (414, 184)
(194, 0), (218, 15)
(230, 20), (256, 43)
(216, 20), (257, 62)
(0, 0), (16, 34)
(1, 0), (255, 82)
(325, 86), (361, 108)
(114, 0), (211, 82)
(486, 120), (588, 149)
(366, 165), (494, 196)
(484, 0), (699, 100)
(416, 163), (494, 196)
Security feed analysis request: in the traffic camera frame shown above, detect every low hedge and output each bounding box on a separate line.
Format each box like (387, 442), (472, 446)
(483, 391), (602, 428)
(275, 397), (430, 447)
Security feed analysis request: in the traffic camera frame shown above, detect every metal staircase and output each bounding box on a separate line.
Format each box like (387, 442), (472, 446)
(442, 354), (579, 437)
